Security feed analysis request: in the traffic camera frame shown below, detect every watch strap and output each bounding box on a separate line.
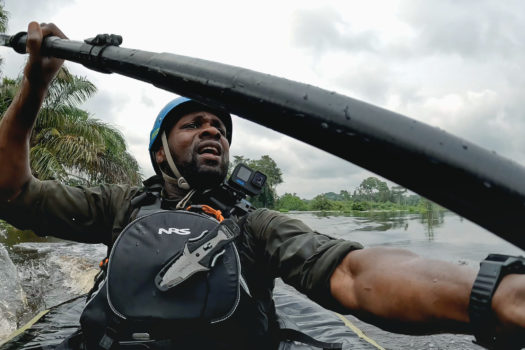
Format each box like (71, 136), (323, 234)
(469, 254), (525, 349)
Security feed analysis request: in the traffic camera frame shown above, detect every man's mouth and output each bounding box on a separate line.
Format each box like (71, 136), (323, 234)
(198, 146), (220, 156)
(197, 142), (222, 162)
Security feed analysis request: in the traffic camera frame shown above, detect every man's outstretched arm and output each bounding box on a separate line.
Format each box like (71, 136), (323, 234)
(0, 22), (66, 201)
(330, 247), (525, 336)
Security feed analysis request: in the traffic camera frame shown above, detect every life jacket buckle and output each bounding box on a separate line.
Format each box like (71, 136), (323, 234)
(186, 204), (224, 222)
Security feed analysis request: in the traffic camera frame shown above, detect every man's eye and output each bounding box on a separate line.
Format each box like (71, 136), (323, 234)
(183, 122), (198, 129)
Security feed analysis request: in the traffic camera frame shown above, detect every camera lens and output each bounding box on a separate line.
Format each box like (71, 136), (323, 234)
(251, 173), (266, 188)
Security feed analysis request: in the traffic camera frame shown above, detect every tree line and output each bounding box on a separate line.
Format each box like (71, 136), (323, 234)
(275, 179), (439, 213)
(236, 155), (440, 213)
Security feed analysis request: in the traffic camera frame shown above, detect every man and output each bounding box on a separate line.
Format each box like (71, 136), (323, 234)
(0, 22), (524, 349)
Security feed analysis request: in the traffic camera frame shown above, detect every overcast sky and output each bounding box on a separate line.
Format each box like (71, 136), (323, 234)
(1, 0), (524, 199)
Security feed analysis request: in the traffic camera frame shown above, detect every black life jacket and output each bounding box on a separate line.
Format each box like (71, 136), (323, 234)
(80, 210), (262, 349)
(76, 178), (341, 350)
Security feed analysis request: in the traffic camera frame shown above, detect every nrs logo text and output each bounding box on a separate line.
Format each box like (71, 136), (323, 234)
(157, 228), (191, 235)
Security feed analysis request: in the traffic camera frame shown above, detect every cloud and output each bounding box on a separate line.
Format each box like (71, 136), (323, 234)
(290, 2), (525, 61)
(398, 0), (525, 58)
(291, 6), (379, 57)
(4, 0), (74, 32)
(290, 1), (525, 168)
(396, 83), (525, 166)
(81, 91), (129, 125)
(141, 93), (154, 108)
(3, 0), (525, 200)
(230, 116), (375, 198)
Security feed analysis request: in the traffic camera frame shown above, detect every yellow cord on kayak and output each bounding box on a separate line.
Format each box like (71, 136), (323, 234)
(3, 308), (385, 349)
(335, 312), (386, 350)
(0, 309), (49, 347)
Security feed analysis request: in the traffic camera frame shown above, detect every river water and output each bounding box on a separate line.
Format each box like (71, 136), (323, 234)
(0, 210), (523, 349)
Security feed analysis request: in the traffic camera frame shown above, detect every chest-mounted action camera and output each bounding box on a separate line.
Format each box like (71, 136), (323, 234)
(202, 163), (267, 218)
(228, 164), (267, 197)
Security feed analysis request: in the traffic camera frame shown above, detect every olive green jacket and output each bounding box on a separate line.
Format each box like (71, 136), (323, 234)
(1, 177), (362, 312)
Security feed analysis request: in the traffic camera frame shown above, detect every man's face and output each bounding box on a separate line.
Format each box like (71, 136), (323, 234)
(156, 111), (230, 189)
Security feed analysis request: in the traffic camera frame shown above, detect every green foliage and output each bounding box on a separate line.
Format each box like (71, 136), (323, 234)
(323, 192), (340, 201)
(339, 190), (351, 201)
(230, 154), (283, 208)
(0, 68), (142, 186)
(278, 176), (442, 213)
(0, 3), (7, 68)
(390, 185), (407, 204)
(276, 193), (307, 211)
(416, 198), (443, 213)
(309, 194), (334, 211)
(354, 177), (390, 202)
(351, 201), (369, 211)
(226, 158), (441, 214)
(0, 77), (17, 112)
(0, 2), (7, 33)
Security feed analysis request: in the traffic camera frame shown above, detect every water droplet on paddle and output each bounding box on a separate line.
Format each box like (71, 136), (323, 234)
(344, 106), (351, 120)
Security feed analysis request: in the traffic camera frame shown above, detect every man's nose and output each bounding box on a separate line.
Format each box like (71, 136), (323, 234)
(199, 124), (222, 140)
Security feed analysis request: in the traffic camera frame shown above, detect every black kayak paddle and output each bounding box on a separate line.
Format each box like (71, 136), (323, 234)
(2, 32), (525, 250)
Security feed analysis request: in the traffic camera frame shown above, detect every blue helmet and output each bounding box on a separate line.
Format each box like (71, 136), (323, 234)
(149, 97), (232, 174)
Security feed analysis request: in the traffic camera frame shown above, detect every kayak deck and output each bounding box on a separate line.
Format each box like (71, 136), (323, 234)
(0, 284), (383, 350)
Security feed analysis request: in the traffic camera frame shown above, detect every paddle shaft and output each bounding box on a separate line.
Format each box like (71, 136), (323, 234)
(4, 33), (525, 250)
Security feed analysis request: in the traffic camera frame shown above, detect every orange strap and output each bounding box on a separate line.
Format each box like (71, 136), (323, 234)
(99, 258), (108, 268)
(186, 204), (224, 222)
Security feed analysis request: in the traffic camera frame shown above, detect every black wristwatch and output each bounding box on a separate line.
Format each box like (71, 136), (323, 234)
(469, 254), (525, 349)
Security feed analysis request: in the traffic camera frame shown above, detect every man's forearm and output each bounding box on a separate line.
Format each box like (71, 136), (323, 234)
(0, 22), (65, 201)
(330, 247), (478, 334)
(0, 77), (47, 200)
(492, 272), (525, 332)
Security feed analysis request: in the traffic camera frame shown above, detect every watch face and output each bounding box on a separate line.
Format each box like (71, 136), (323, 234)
(490, 254), (525, 270)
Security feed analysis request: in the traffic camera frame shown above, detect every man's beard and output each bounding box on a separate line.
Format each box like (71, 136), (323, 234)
(176, 154), (229, 190)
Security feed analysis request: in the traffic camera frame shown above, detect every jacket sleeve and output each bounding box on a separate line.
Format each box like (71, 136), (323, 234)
(244, 208), (363, 311)
(0, 177), (140, 245)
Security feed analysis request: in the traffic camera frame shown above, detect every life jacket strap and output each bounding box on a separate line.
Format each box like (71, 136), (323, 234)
(279, 328), (343, 350)
(186, 204), (224, 222)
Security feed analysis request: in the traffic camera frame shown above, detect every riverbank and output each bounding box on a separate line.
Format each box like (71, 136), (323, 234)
(278, 204), (445, 214)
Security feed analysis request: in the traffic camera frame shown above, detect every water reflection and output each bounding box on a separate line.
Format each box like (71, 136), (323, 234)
(288, 210), (523, 350)
(292, 210), (523, 263)
(310, 210), (448, 240)
(419, 210), (445, 240)
(0, 222), (62, 249)
(3, 211), (444, 245)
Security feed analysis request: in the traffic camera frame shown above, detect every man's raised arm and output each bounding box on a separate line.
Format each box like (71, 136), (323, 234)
(0, 22), (66, 201)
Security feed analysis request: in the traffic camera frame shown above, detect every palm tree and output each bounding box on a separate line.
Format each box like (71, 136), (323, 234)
(0, 2), (7, 33)
(0, 3), (140, 185)
(0, 2), (8, 68)
(0, 68), (142, 186)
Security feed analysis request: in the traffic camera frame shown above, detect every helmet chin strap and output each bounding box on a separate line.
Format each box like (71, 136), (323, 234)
(160, 131), (191, 191)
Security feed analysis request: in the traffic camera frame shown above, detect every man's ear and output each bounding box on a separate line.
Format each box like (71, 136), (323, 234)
(155, 146), (166, 163)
